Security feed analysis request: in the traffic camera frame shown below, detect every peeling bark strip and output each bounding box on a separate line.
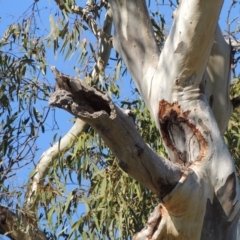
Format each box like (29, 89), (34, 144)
(216, 172), (237, 217)
(158, 100), (208, 166)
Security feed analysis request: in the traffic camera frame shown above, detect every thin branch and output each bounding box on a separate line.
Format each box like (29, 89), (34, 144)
(24, 3), (113, 217)
(24, 119), (88, 212)
(54, 0), (112, 42)
(226, 0), (237, 36)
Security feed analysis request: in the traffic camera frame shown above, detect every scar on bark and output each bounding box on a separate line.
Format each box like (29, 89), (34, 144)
(158, 100), (208, 165)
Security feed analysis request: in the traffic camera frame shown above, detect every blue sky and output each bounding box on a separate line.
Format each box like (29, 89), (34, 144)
(0, 0), (238, 161)
(0, 0), (74, 155)
(0, 0), (239, 239)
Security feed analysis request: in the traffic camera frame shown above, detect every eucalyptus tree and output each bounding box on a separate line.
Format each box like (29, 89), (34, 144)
(0, 0), (240, 239)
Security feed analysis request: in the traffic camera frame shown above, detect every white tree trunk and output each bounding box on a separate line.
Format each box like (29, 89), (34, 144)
(203, 24), (232, 133)
(110, 0), (240, 239)
(49, 0), (240, 239)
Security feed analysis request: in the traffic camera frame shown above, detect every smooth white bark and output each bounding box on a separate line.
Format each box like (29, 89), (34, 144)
(203, 25), (232, 133)
(109, 0), (240, 239)
(110, 0), (160, 109)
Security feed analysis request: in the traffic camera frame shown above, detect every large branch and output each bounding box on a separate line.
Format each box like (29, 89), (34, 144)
(203, 24), (232, 133)
(110, 0), (160, 112)
(110, 0), (223, 127)
(24, 119), (88, 212)
(109, 0), (240, 239)
(109, 0), (228, 165)
(49, 68), (183, 197)
(110, 0), (233, 135)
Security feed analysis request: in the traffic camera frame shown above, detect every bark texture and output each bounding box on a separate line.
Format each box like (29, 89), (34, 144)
(203, 24), (233, 133)
(109, 0), (240, 239)
(49, 0), (240, 239)
(49, 68), (183, 196)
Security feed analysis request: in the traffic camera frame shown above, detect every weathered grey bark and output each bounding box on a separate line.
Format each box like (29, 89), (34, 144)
(49, 0), (240, 239)
(49, 68), (183, 196)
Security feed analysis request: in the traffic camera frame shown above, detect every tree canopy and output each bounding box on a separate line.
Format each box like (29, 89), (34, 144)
(0, 0), (240, 239)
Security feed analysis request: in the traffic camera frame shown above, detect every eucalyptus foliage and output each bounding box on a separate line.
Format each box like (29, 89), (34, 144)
(0, 0), (239, 239)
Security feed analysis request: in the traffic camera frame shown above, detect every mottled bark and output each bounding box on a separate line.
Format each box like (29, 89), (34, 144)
(49, 0), (240, 239)
(203, 24), (232, 133)
(49, 68), (183, 196)
(109, 0), (240, 239)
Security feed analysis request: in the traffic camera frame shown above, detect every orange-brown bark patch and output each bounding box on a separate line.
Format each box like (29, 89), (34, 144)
(158, 100), (208, 164)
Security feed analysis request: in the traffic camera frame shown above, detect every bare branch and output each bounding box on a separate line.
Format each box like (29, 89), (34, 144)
(231, 39), (240, 51)
(226, 0), (238, 36)
(49, 68), (183, 197)
(91, 6), (113, 81)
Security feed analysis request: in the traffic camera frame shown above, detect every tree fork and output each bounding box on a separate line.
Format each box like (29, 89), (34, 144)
(49, 0), (240, 239)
